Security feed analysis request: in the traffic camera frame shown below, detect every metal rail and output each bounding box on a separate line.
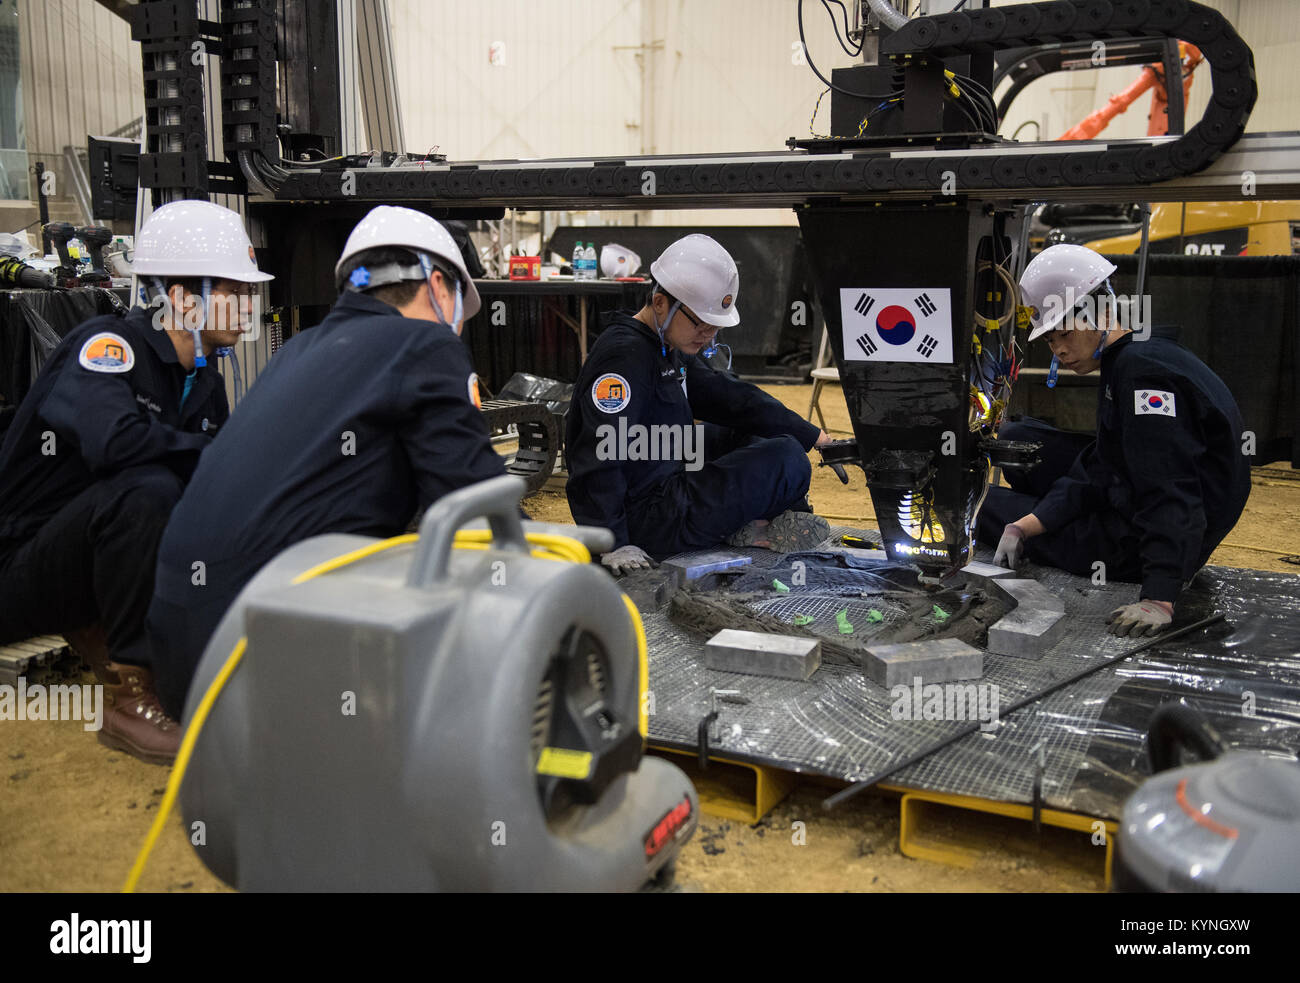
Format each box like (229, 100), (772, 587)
(267, 1), (1271, 210)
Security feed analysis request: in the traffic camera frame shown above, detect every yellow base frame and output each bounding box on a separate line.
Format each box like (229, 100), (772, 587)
(648, 745), (795, 824)
(880, 783), (1118, 889)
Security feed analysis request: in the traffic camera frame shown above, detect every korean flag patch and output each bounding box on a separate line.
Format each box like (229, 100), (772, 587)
(78, 332), (135, 374)
(1135, 389), (1176, 417)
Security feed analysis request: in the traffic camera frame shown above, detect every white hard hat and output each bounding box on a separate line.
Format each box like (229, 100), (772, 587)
(132, 199), (273, 283)
(1019, 243), (1116, 342)
(649, 233), (739, 328)
(599, 243), (641, 278)
(334, 205), (481, 319)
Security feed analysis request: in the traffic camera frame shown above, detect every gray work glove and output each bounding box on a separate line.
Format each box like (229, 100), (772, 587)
(600, 544), (655, 576)
(1107, 600), (1173, 638)
(993, 523), (1026, 570)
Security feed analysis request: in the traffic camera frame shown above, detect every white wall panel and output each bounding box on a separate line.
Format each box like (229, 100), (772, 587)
(18, 0), (142, 156)
(389, 0), (643, 161)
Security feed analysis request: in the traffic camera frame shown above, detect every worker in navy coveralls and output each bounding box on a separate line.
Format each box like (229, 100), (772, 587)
(566, 234), (834, 575)
(0, 199), (269, 762)
(146, 206), (504, 718)
(978, 244), (1250, 637)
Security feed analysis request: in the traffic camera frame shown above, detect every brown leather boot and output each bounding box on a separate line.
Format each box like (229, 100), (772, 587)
(64, 628), (180, 766)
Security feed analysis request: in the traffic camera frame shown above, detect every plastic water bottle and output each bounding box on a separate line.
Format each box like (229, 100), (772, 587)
(572, 240), (584, 278)
(583, 242), (597, 279)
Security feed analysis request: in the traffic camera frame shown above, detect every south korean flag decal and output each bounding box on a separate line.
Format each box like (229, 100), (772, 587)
(1135, 389), (1176, 417)
(839, 287), (953, 364)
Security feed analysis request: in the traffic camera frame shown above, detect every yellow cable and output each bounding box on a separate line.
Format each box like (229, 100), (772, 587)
(289, 533), (418, 584)
(122, 637), (246, 893)
(123, 526), (597, 891)
(621, 594), (650, 739)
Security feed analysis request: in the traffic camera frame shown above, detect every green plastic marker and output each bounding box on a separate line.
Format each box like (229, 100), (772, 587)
(932, 604), (949, 621)
(773, 579), (790, 593)
(792, 614), (814, 626)
(835, 608), (853, 634)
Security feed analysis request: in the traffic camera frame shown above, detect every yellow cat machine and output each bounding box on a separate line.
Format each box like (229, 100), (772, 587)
(1085, 200), (1300, 256)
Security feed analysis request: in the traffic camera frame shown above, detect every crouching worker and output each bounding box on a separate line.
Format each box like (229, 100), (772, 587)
(0, 199), (269, 763)
(566, 234), (834, 575)
(976, 243), (1250, 637)
(147, 206), (506, 719)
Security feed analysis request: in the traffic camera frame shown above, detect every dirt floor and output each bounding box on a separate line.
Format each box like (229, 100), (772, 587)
(2, 382), (1297, 893)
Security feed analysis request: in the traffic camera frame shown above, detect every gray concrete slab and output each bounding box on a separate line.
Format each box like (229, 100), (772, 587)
(985, 578), (1068, 658)
(863, 637), (984, 689)
(704, 629), (821, 680)
(959, 560), (1018, 592)
(662, 551), (753, 587)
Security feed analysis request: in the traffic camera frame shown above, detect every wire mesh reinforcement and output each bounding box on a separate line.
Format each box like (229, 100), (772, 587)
(641, 528), (1300, 819)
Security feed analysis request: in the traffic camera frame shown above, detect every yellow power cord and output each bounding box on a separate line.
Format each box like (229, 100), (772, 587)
(122, 526), (639, 892)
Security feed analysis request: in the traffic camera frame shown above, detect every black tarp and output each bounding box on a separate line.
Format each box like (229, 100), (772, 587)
(0, 288), (126, 438)
(460, 281), (645, 394)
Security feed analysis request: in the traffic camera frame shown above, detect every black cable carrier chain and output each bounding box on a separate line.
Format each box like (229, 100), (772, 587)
(479, 399), (559, 496)
(274, 0), (1255, 206)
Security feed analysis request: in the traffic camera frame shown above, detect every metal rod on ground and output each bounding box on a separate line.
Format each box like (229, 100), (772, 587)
(821, 612), (1227, 810)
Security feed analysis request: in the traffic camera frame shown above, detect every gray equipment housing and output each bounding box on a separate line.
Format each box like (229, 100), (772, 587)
(181, 476), (697, 891)
(1118, 753), (1300, 892)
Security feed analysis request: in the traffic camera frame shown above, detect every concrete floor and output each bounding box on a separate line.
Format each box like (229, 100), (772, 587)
(2, 382), (1296, 892)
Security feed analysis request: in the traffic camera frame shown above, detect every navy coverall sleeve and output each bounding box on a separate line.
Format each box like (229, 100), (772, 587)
(566, 348), (656, 549)
(396, 335), (507, 512)
(1031, 443), (1109, 531)
(1118, 377), (1208, 602)
(685, 359), (822, 449)
(38, 353), (211, 477)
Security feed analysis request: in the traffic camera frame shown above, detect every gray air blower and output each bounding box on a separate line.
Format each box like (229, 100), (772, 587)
(1115, 704), (1300, 892)
(181, 475), (698, 891)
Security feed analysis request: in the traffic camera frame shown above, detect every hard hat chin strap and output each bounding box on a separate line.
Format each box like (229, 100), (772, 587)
(191, 277), (210, 368)
(1090, 280), (1118, 360)
(652, 298), (682, 357)
(216, 344), (243, 403)
(152, 275), (208, 368)
(419, 253), (463, 331)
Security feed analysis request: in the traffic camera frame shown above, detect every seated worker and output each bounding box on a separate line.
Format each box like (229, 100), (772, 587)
(146, 205), (506, 719)
(977, 243), (1251, 638)
(566, 233), (833, 575)
(0, 199), (269, 763)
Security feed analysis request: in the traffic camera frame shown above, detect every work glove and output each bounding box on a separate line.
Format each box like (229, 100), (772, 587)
(993, 523), (1026, 570)
(600, 544), (656, 576)
(1107, 600), (1173, 638)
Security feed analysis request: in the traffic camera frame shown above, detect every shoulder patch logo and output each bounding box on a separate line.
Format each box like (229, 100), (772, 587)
(467, 372), (482, 409)
(78, 332), (134, 374)
(591, 373), (631, 414)
(1135, 389), (1176, 417)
